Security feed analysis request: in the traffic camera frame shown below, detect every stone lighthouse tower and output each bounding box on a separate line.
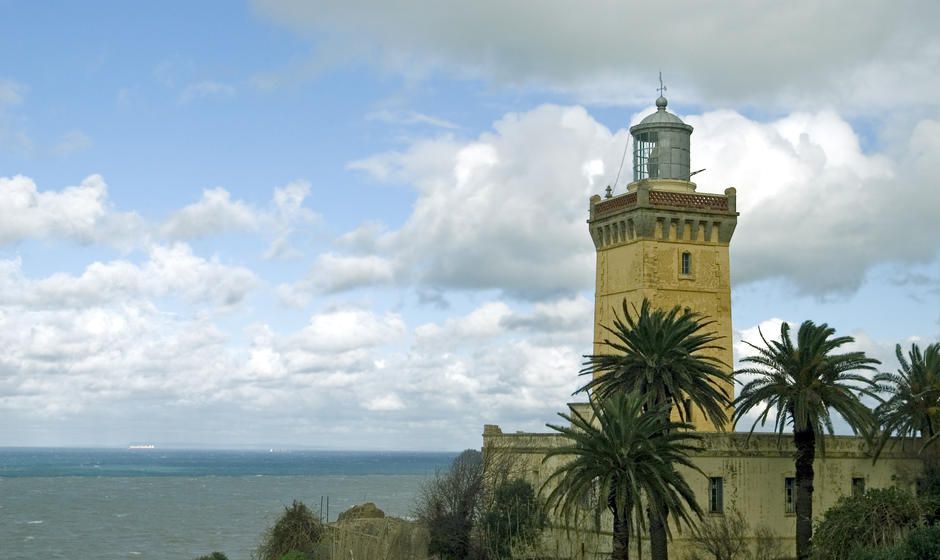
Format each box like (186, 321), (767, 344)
(587, 93), (738, 431)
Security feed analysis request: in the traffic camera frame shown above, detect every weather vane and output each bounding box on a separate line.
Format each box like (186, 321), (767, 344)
(657, 71), (667, 97)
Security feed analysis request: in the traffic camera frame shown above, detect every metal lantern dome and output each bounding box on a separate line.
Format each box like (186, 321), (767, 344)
(629, 95), (693, 182)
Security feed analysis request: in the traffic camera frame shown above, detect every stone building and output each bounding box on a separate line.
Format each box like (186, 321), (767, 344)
(481, 94), (925, 559)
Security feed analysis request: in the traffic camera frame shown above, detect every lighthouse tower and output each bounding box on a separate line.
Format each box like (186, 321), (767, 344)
(587, 93), (738, 431)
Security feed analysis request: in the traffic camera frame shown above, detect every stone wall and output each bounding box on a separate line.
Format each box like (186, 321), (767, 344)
(483, 422), (928, 559)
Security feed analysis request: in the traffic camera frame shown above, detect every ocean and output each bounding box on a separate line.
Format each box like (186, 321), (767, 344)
(0, 448), (457, 560)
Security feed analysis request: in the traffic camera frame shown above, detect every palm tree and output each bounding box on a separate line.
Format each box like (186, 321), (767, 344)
(732, 320), (880, 560)
(542, 392), (703, 560)
(873, 342), (940, 458)
(578, 299), (732, 428)
(578, 298), (732, 560)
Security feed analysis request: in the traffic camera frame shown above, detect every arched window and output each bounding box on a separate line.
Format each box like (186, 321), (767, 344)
(681, 252), (692, 276)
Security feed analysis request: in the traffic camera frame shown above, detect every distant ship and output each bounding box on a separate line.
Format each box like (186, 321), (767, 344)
(128, 444), (155, 449)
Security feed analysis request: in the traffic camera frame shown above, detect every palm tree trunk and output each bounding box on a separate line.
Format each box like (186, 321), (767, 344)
(794, 428), (816, 560)
(609, 486), (631, 560)
(648, 504), (668, 560)
(612, 510), (631, 560)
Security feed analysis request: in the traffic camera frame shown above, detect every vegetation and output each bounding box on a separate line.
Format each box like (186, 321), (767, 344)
(811, 487), (922, 560)
(732, 320), (880, 560)
(873, 342), (940, 458)
(687, 507), (749, 560)
(481, 479), (545, 558)
(578, 299), (732, 560)
(256, 500), (324, 560)
(193, 553), (228, 560)
(542, 392), (703, 560)
(414, 449), (485, 559)
(683, 507), (782, 560)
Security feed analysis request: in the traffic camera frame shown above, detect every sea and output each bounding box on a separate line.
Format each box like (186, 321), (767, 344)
(0, 447), (457, 560)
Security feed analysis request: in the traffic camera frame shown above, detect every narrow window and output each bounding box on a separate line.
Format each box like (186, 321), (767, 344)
(681, 252), (691, 275)
(785, 477), (796, 514)
(852, 477), (865, 498)
(709, 477), (724, 514)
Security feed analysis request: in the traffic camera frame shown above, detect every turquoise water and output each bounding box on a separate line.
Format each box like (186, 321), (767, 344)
(0, 448), (456, 560)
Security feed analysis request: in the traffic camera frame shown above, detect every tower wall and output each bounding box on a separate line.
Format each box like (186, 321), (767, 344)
(588, 180), (738, 431)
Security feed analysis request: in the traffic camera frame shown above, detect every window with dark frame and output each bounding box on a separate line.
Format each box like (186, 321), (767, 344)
(709, 477), (724, 514)
(681, 252), (691, 275)
(785, 477), (796, 514)
(852, 477), (865, 498)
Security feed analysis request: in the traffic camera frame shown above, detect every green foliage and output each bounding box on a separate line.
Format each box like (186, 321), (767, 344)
(542, 392), (703, 559)
(903, 525), (940, 559)
(256, 500), (324, 560)
(812, 488), (922, 560)
(732, 320), (880, 439)
(482, 479), (545, 558)
(276, 552), (308, 560)
(193, 553), (228, 560)
(578, 298), (732, 427)
(733, 320), (880, 560)
(414, 449), (484, 560)
(873, 342), (940, 458)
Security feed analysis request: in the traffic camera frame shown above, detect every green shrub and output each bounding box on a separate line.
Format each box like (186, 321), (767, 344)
(482, 479), (546, 558)
(276, 552), (308, 560)
(812, 487), (922, 560)
(256, 500), (324, 560)
(904, 525), (940, 559)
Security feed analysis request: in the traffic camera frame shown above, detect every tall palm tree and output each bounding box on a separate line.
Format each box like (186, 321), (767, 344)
(732, 320), (880, 560)
(873, 342), (940, 458)
(578, 298), (732, 560)
(542, 392), (703, 560)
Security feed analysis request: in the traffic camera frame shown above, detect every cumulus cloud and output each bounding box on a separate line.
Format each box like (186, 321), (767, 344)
(278, 253), (396, 306)
(292, 307), (406, 353)
(689, 111), (940, 293)
(348, 104), (622, 298)
(253, 0), (940, 111)
(0, 174), (144, 247)
(0, 243), (258, 310)
(162, 187), (261, 239)
(161, 181), (317, 256)
(341, 104), (940, 297)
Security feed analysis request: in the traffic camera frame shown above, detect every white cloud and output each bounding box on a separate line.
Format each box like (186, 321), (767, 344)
(162, 187), (261, 239)
(160, 181), (317, 257)
(348, 104), (620, 298)
(343, 104), (940, 297)
(0, 174), (144, 247)
(264, 180), (318, 259)
(292, 308), (406, 353)
(690, 111), (940, 293)
(254, 1), (940, 111)
(363, 393), (405, 411)
(278, 253), (396, 305)
(0, 243), (258, 310)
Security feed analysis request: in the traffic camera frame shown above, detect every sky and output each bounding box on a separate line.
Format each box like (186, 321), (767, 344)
(1, 1), (939, 450)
